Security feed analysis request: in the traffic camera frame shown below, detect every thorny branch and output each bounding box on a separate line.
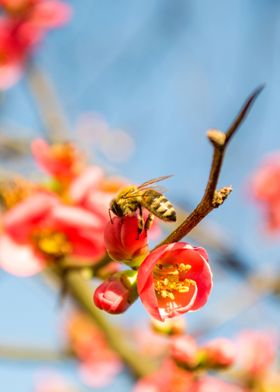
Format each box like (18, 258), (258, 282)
(159, 85), (264, 246)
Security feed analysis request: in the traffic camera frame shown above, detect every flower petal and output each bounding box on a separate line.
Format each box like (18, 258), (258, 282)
(0, 234), (45, 276)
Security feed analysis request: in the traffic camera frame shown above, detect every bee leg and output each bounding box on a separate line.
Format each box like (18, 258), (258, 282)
(137, 204), (144, 238)
(108, 209), (113, 224)
(144, 213), (154, 231)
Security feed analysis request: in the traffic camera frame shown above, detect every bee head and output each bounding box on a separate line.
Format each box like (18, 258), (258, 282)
(110, 199), (124, 217)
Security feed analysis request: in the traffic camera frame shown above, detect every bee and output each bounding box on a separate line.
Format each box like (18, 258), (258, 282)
(109, 175), (176, 233)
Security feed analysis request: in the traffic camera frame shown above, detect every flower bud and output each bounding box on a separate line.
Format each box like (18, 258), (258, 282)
(93, 271), (138, 314)
(104, 216), (149, 267)
(170, 335), (199, 368)
(201, 338), (236, 368)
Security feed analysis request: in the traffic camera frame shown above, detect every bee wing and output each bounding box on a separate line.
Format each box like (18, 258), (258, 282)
(138, 175), (173, 189)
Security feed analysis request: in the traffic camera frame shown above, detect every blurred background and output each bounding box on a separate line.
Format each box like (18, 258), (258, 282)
(0, 0), (279, 390)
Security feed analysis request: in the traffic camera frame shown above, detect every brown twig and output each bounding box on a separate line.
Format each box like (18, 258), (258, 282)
(159, 85), (264, 246)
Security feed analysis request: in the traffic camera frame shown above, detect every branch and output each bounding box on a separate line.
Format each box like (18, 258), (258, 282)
(0, 345), (72, 362)
(63, 270), (157, 378)
(159, 85), (264, 246)
(27, 61), (69, 143)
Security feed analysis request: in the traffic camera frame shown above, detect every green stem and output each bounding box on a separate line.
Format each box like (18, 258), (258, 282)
(0, 345), (72, 362)
(63, 270), (156, 378)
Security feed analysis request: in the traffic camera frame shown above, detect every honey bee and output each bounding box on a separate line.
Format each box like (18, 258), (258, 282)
(109, 175), (176, 233)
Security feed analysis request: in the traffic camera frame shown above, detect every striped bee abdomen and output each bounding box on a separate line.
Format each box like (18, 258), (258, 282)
(142, 190), (176, 222)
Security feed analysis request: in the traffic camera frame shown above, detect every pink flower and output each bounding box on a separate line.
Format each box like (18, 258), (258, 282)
(32, 139), (84, 182)
(0, 1), (71, 89)
(94, 271), (138, 314)
(251, 152), (280, 232)
(69, 166), (126, 222)
(251, 152), (280, 203)
(0, 191), (106, 276)
(104, 216), (149, 267)
(134, 359), (194, 392)
(236, 330), (278, 377)
(170, 335), (198, 368)
(0, 0), (71, 30)
(132, 325), (170, 358)
(0, 17), (30, 89)
(202, 338), (236, 368)
(67, 312), (122, 387)
(192, 377), (245, 392)
(137, 242), (212, 321)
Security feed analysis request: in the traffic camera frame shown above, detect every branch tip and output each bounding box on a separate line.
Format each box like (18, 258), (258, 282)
(159, 86), (262, 245)
(212, 186), (233, 208)
(225, 84), (265, 143)
(207, 129), (226, 147)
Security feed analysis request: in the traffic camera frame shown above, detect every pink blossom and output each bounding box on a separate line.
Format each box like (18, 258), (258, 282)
(32, 139), (84, 182)
(132, 325), (169, 358)
(0, 1), (71, 89)
(67, 312), (122, 387)
(202, 338), (236, 368)
(0, 234), (46, 276)
(104, 216), (149, 267)
(170, 335), (199, 368)
(236, 330), (278, 377)
(137, 242), (212, 321)
(192, 377), (245, 392)
(0, 191), (106, 276)
(134, 360), (194, 392)
(0, 0), (71, 30)
(251, 152), (280, 232)
(251, 152), (280, 203)
(0, 18), (30, 89)
(69, 166), (125, 221)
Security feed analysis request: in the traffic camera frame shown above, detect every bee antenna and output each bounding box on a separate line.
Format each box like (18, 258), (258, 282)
(108, 209), (113, 224)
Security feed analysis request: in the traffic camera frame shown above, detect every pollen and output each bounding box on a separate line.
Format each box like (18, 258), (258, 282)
(0, 177), (34, 209)
(33, 229), (72, 259)
(154, 262), (194, 301)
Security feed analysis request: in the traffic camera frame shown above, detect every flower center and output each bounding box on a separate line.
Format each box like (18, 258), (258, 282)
(0, 177), (34, 209)
(32, 228), (72, 259)
(154, 262), (194, 301)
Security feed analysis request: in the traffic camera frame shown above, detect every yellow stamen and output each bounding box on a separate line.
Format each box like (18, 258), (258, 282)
(33, 229), (72, 259)
(154, 261), (194, 300)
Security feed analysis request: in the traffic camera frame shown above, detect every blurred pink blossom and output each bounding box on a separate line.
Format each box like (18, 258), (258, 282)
(192, 377), (246, 392)
(202, 338), (236, 368)
(134, 359), (194, 392)
(0, 191), (106, 276)
(170, 335), (199, 368)
(0, 1), (71, 89)
(236, 330), (278, 377)
(251, 152), (280, 232)
(67, 312), (122, 387)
